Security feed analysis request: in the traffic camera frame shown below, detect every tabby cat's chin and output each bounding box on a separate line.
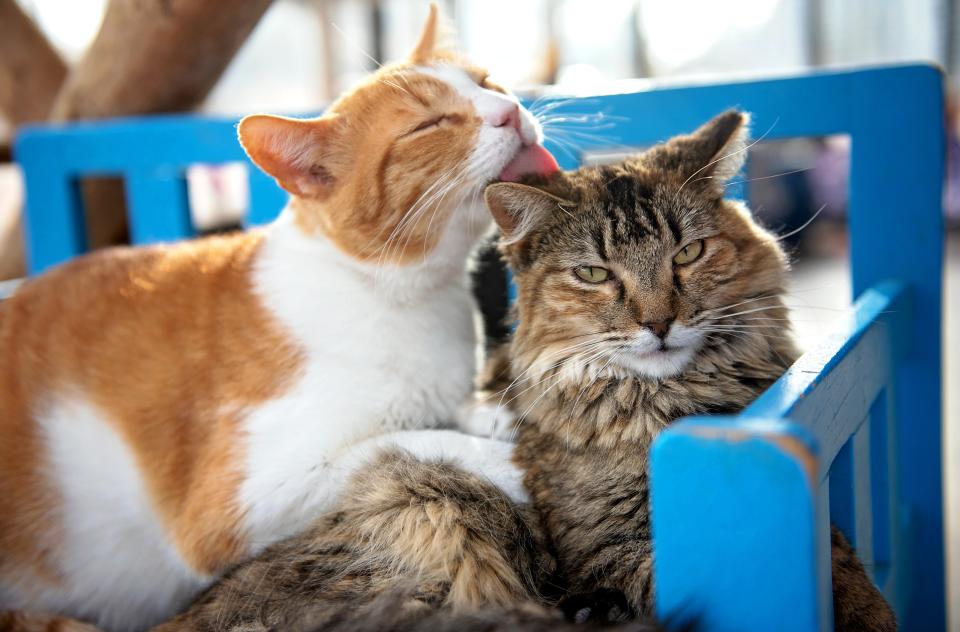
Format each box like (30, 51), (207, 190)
(614, 345), (699, 380)
(612, 322), (705, 379)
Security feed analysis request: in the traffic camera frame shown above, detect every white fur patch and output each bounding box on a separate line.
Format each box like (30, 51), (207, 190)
(457, 400), (518, 441)
(237, 70), (549, 543)
(613, 322), (705, 379)
(239, 213), (480, 551)
(17, 395), (208, 632)
(335, 430), (528, 504)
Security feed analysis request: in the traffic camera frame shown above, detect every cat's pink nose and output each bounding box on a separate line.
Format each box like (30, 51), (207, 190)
(643, 319), (673, 340)
(491, 104), (522, 136)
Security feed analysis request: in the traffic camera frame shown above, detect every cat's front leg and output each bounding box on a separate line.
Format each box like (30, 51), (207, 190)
(616, 552), (656, 618)
(455, 342), (520, 441)
(558, 587), (632, 624)
(560, 536), (655, 620)
(455, 398), (518, 440)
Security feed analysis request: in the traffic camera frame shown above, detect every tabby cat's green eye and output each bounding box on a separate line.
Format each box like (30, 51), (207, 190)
(673, 240), (704, 265)
(575, 266), (609, 283)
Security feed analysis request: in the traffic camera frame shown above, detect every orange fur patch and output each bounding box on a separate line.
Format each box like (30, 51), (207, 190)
(0, 610), (102, 632)
(0, 233), (304, 578)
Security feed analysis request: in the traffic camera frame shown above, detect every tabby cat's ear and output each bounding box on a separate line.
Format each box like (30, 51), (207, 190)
(409, 3), (441, 63)
(485, 182), (573, 244)
(238, 114), (344, 199)
(664, 109), (751, 183)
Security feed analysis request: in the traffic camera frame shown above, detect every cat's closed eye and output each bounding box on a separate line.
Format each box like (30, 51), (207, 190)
(409, 115), (451, 135)
(673, 240), (704, 265)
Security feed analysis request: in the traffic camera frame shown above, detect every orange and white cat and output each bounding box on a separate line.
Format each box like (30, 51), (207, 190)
(0, 7), (556, 630)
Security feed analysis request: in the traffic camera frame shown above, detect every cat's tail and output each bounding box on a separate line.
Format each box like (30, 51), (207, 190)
(0, 611), (103, 632)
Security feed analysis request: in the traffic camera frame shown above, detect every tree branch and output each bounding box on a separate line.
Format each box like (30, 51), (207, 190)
(0, 0), (68, 125)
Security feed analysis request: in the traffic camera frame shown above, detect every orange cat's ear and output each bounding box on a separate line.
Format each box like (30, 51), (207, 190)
(485, 182), (573, 245)
(238, 114), (344, 199)
(409, 3), (440, 63)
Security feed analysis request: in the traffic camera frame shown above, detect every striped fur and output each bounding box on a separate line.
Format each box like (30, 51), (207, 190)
(491, 111), (894, 629)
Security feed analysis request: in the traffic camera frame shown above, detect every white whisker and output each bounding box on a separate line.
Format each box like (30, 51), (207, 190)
(674, 116), (780, 200)
(331, 21), (382, 68)
(776, 203), (827, 241)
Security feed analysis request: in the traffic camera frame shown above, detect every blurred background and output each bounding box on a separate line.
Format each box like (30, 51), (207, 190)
(0, 0), (957, 625)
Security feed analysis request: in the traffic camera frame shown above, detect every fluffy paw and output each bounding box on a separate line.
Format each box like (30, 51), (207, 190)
(456, 401), (518, 440)
(559, 588), (632, 624)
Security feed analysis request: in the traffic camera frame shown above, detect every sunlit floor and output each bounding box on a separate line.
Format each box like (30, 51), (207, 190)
(789, 233), (959, 629)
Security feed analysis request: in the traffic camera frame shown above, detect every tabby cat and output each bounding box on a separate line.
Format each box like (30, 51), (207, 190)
(487, 109), (896, 630)
(150, 111), (892, 632)
(0, 6), (557, 630)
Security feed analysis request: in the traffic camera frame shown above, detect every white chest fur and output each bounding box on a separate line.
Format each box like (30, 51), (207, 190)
(238, 212), (480, 548)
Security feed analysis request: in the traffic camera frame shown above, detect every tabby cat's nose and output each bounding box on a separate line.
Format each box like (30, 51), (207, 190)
(643, 319), (673, 340)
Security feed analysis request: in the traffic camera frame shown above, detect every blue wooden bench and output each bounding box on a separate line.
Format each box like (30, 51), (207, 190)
(14, 64), (945, 630)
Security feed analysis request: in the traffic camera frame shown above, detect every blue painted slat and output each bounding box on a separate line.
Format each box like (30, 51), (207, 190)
(19, 172), (86, 273)
(846, 67), (945, 631)
(17, 116), (249, 173)
(852, 417), (875, 573)
(651, 418), (823, 632)
(743, 282), (908, 466)
(814, 479), (835, 632)
(124, 169), (194, 244)
(15, 115), (285, 267)
(869, 390), (893, 590)
(827, 414), (877, 565)
(893, 505), (917, 618)
(830, 439), (856, 542)
(247, 169), (288, 226)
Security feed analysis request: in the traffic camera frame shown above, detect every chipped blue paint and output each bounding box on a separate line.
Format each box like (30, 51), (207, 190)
(651, 418), (824, 631)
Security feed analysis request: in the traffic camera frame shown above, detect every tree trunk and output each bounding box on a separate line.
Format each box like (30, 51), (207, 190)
(0, 0), (68, 278)
(0, 0), (68, 128)
(50, 0), (274, 120)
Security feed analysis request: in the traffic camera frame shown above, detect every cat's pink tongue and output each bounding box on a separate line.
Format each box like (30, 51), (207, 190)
(499, 144), (560, 182)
